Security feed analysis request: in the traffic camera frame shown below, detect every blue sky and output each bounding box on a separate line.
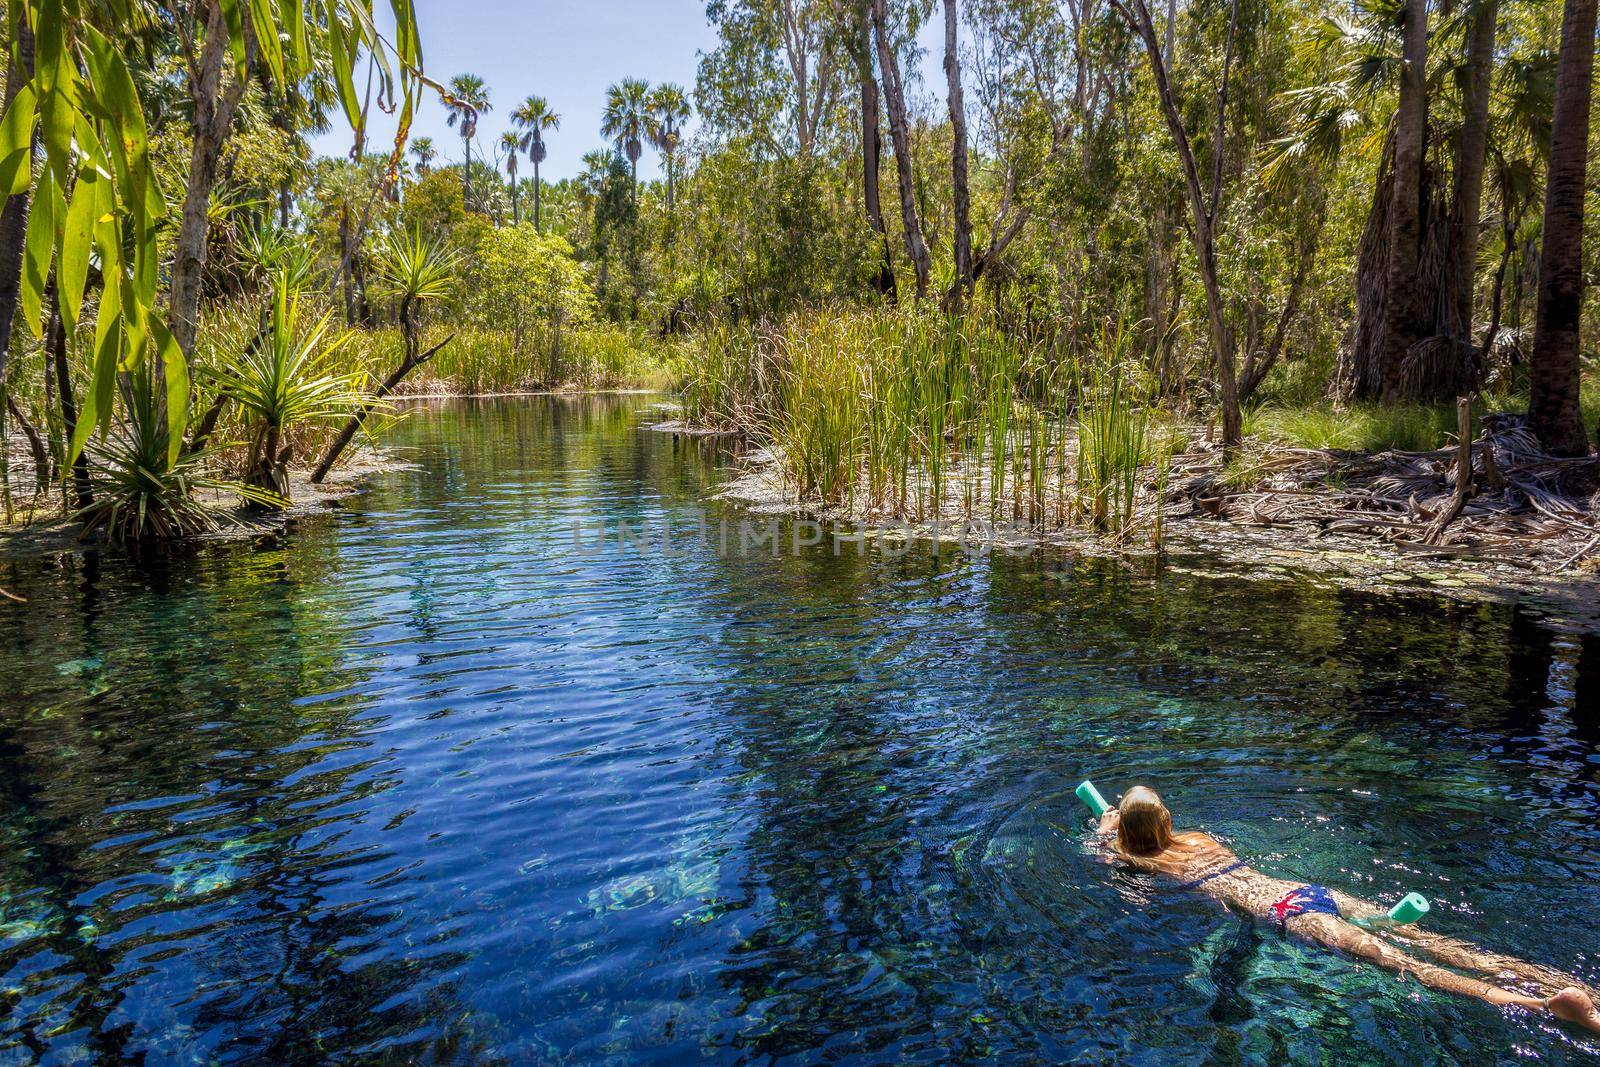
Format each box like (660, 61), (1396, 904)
(311, 1), (949, 183)
(311, 0), (722, 182)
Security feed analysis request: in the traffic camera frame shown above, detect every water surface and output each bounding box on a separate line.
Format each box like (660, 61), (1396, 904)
(2, 395), (1597, 1063)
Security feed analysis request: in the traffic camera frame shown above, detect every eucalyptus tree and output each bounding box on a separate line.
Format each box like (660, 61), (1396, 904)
(870, 0), (931, 298)
(601, 77), (652, 200)
(698, 0), (844, 160)
(647, 83), (692, 214)
(1108, 0), (1247, 446)
(446, 73), (492, 210)
(500, 131), (523, 224)
(512, 95), (561, 231)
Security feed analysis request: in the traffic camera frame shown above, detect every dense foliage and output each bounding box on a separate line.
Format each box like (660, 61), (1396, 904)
(0, 0), (1595, 547)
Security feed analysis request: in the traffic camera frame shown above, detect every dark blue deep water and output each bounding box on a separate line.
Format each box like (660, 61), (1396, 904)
(1, 395), (1598, 1064)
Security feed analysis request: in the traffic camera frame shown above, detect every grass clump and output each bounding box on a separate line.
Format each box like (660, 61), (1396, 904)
(1244, 402), (1465, 453)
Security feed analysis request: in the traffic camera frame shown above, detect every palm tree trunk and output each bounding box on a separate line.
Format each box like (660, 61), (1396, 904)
(1528, 0), (1596, 455)
(511, 174), (520, 226)
(1379, 0), (1430, 399)
(534, 160), (542, 232)
(1450, 0), (1497, 350)
(871, 0), (932, 298)
(943, 0), (974, 306)
(463, 137), (473, 209)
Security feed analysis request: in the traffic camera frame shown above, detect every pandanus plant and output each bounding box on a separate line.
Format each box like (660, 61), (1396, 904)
(76, 346), (263, 543)
(512, 95), (560, 232)
(371, 228), (461, 362)
(210, 282), (364, 504)
(309, 229), (458, 485)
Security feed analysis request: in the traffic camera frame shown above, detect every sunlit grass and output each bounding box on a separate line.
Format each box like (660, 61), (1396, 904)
(340, 326), (671, 395)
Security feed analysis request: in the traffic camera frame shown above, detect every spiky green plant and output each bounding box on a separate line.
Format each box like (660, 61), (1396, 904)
(208, 282), (366, 502)
(77, 369), (269, 543)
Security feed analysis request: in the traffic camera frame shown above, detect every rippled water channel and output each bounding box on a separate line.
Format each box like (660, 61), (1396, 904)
(1, 395), (1597, 1063)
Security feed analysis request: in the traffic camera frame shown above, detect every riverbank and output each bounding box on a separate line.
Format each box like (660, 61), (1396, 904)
(656, 415), (1600, 635)
(0, 448), (415, 561)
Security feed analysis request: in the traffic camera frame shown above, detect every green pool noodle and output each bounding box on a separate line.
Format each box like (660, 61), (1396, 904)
(1387, 893), (1429, 925)
(1076, 780), (1110, 817)
(1355, 892), (1430, 929)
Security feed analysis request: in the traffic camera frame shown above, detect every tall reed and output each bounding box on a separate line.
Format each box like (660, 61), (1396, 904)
(691, 306), (1170, 548)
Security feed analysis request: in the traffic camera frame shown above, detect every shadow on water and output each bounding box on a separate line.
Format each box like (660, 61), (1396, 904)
(0, 394), (1596, 1064)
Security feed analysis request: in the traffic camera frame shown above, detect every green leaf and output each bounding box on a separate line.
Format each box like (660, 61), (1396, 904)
(390, 0), (421, 68)
(280, 0), (308, 72)
(218, 0), (248, 73)
(58, 168), (97, 330)
(327, 13), (365, 135)
(70, 279), (122, 464)
(21, 166), (59, 339)
(250, 0), (286, 86)
(151, 319), (192, 467)
(0, 84), (37, 197)
(35, 0), (79, 186)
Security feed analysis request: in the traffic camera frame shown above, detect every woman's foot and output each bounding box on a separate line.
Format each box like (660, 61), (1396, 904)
(1546, 987), (1600, 1033)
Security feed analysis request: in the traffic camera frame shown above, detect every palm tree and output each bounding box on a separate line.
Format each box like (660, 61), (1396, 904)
(500, 131), (523, 225)
(601, 77), (651, 201)
(512, 95), (561, 232)
(410, 136), (438, 174)
(647, 83), (691, 214)
(446, 74), (492, 210)
(1529, 0), (1597, 455)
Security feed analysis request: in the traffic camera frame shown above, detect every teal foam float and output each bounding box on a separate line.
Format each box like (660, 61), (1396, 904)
(1075, 780), (1110, 817)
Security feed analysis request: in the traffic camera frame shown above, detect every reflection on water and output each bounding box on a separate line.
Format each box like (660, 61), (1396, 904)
(0, 395), (1597, 1064)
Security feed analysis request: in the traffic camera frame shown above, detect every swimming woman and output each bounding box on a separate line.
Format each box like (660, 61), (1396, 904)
(1095, 786), (1600, 1034)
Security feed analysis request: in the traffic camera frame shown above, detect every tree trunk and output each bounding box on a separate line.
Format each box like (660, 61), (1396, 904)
(463, 137), (473, 208)
(858, 1), (895, 299)
(339, 207), (358, 326)
(533, 160), (542, 232)
(871, 0), (932, 298)
(170, 0), (252, 361)
(511, 172), (520, 226)
(1379, 0), (1430, 399)
(312, 336), (454, 483)
(1115, 0), (1243, 446)
(943, 0), (974, 305)
(49, 289), (91, 507)
(1450, 0), (1496, 348)
(1528, 0), (1596, 455)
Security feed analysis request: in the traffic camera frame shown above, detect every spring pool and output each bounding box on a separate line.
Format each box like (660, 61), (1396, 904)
(1, 395), (1596, 1063)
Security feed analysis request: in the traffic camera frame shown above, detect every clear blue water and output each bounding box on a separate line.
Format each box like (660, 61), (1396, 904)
(1, 394), (1598, 1064)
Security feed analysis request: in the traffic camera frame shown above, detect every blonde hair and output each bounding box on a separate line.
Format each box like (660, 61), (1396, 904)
(1117, 786), (1175, 856)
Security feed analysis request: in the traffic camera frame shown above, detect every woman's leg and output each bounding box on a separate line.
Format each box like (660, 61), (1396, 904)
(1293, 914), (1600, 1033)
(1327, 888), (1599, 1001)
